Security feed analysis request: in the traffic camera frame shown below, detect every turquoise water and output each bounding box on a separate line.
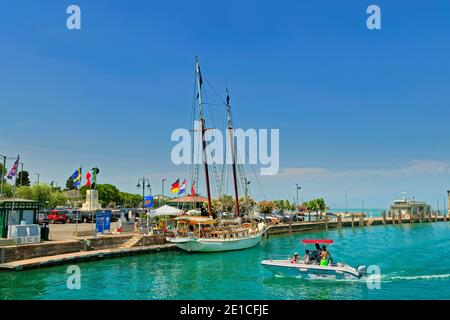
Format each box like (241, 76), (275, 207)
(1, 222), (450, 300)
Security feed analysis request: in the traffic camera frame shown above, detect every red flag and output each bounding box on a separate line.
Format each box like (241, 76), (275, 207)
(191, 183), (195, 196)
(86, 172), (91, 187)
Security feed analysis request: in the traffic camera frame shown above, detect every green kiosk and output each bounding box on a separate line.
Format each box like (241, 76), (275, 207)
(0, 199), (39, 239)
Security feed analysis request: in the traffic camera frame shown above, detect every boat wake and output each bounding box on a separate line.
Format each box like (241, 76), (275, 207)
(386, 273), (450, 281)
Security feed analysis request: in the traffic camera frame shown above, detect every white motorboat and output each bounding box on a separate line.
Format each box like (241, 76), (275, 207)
(261, 239), (367, 280)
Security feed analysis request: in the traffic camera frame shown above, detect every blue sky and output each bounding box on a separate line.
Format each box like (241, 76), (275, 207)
(1, 0), (450, 209)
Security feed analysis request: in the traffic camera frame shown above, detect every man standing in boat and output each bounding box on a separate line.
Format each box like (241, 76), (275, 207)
(319, 245), (333, 266)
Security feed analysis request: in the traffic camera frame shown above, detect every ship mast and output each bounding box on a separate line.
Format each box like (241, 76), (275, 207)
(226, 89), (240, 217)
(196, 57), (213, 217)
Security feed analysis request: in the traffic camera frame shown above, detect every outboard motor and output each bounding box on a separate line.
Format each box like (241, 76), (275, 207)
(356, 265), (368, 277)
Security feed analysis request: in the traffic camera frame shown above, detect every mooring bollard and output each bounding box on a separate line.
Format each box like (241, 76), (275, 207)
(337, 215), (342, 229)
(398, 213), (402, 224)
(351, 214), (355, 228)
(382, 210), (386, 225)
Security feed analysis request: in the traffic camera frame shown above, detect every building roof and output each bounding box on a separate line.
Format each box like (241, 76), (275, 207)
(0, 198), (37, 203)
(167, 195), (208, 203)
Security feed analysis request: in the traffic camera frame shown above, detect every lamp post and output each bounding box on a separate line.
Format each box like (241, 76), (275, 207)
(137, 177), (151, 212)
(35, 173), (40, 185)
(447, 190), (450, 217)
(161, 178), (166, 206)
(295, 184), (302, 207)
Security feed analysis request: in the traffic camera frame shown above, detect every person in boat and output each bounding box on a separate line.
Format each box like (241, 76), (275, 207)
(311, 243), (322, 264)
(319, 245), (332, 266)
(302, 249), (311, 263)
(291, 252), (299, 263)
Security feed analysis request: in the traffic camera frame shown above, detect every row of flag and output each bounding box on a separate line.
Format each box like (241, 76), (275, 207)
(70, 166), (100, 189)
(171, 179), (195, 196)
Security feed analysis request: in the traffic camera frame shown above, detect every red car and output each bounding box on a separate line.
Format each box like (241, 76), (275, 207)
(47, 210), (67, 224)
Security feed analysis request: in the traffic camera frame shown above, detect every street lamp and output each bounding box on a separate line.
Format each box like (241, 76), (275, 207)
(295, 184), (302, 207)
(161, 178), (166, 206)
(35, 173), (40, 185)
(137, 177), (152, 212)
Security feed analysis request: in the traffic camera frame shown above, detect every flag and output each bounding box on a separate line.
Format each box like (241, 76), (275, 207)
(191, 183), (195, 196)
(7, 156), (19, 180)
(70, 167), (82, 188)
(86, 171), (91, 188)
(178, 179), (186, 195)
(91, 167), (99, 189)
(86, 167), (100, 189)
(171, 179), (179, 194)
(196, 61), (203, 99)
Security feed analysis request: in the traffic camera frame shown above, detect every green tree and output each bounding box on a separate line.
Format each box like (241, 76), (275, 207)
(17, 184), (52, 208)
(66, 177), (75, 190)
(239, 196), (256, 214)
(1, 182), (13, 197)
(0, 163), (7, 182)
(211, 195), (235, 213)
(273, 199), (294, 213)
(258, 201), (274, 214)
(96, 184), (120, 207)
(16, 170), (31, 187)
(49, 191), (69, 208)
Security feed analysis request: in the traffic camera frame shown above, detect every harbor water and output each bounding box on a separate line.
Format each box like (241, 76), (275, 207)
(1, 222), (449, 300)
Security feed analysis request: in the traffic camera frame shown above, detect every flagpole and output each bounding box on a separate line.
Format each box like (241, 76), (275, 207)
(10, 155), (19, 238)
(75, 165), (82, 238)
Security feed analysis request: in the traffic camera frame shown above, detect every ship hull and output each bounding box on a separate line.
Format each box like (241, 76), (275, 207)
(167, 232), (263, 252)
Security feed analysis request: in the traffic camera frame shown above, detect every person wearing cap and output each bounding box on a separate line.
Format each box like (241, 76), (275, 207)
(302, 249), (311, 263)
(290, 252), (299, 264)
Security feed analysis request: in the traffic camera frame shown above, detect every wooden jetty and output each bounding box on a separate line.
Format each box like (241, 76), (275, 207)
(0, 243), (177, 271)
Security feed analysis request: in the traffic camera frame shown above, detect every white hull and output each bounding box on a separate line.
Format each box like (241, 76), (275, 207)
(167, 232), (264, 252)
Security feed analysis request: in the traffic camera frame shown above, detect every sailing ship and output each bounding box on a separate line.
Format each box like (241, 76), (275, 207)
(166, 57), (266, 252)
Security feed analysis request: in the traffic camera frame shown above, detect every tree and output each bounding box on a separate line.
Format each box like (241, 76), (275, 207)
(258, 201), (274, 214)
(49, 191), (69, 208)
(1, 182), (13, 197)
(211, 195), (235, 213)
(239, 196), (256, 214)
(16, 170), (31, 187)
(96, 184), (120, 207)
(66, 177), (75, 190)
(0, 163), (6, 182)
(273, 199), (294, 213)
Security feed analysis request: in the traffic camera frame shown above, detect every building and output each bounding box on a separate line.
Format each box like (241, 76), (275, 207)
(390, 197), (431, 218)
(0, 199), (39, 238)
(166, 195), (208, 211)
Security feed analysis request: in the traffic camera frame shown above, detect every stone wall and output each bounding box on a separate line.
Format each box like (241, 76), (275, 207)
(85, 235), (133, 250)
(0, 240), (84, 263)
(135, 234), (166, 246)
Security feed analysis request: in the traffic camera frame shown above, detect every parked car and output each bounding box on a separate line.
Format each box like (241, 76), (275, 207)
(111, 209), (122, 222)
(47, 210), (67, 224)
(66, 210), (82, 223)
